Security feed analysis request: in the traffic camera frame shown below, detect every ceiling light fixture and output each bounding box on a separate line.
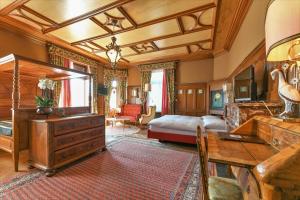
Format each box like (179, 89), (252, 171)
(105, 14), (122, 69)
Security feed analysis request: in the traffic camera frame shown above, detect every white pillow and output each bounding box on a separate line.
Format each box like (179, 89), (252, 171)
(202, 116), (226, 130)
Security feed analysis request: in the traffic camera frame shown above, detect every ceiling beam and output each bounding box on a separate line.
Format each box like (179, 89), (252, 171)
(20, 5), (58, 25)
(117, 6), (137, 28)
(71, 2), (216, 45)
(0, 0), (29, 15)
(186, 46), (191, 54)
(124, 39), (212, 57)
(89, 17), (113, 34)
(151, 41), (159, 51)
(43, 0), (134, 33)
(176, 17), (185, 34)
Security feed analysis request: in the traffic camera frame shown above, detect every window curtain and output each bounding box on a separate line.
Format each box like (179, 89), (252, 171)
(165, 68), (175, 114)
(141, 71), (152, 101)
(161, 70), (168, 115)
(104, 68), (128, 115)
(47, 43), (100, 113)
(63, 58), (71, 107)
(138, 61), (176, 114)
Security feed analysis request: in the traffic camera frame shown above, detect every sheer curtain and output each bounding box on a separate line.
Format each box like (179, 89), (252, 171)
(148, 70), (163, 112)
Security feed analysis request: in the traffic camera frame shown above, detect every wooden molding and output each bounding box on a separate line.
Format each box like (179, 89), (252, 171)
(224, 0), (253, 51)
(71, 3), (216, 45)
(43, 0), (133, 33)
(0, 0), (29, 15)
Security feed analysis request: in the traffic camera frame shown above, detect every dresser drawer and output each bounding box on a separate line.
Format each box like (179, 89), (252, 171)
(54, 137), (104, 165)
(53, 116), (104, 136)
(54, 126), (104, 150)
(257, 122), (272, 143)
(271, 127), (300, 150)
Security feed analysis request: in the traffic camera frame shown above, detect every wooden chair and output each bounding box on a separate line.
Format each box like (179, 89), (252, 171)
(196, 126), (243, 200)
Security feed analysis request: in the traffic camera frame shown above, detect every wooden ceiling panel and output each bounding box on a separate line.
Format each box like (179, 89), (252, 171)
(122, 0), (214, 24)
(51, 19), (108, 43)
(155, 30), (212, 48)
(181, 8), (215, 31)
(120, 47), (136, 56)
(0, 0), (15, 10)
(93, 19), (179, 46)
(25, 0), (118, 23)
(125, 47), (187, 62)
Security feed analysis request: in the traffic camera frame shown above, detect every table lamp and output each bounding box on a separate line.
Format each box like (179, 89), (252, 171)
(265, 0), (300, 119)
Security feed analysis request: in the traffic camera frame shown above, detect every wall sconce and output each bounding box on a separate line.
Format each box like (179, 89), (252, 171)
(144, 83), (151, 92)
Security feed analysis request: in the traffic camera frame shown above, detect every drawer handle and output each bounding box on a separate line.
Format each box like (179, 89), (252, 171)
(272, 138), (279, 146)
(247, 185), (251, 194)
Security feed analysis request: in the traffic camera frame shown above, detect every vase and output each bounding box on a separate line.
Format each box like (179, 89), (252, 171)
(36, 107), (53, 115)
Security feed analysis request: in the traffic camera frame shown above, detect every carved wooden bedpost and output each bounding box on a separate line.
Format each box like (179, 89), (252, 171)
(12, 58), (20, 172)
(89, 75), (92, 113)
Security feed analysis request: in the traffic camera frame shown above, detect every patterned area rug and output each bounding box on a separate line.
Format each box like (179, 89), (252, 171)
(0, 137), (201, 200)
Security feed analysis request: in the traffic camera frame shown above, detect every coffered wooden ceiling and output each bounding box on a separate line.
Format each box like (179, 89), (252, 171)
(0, 0), (252, 66)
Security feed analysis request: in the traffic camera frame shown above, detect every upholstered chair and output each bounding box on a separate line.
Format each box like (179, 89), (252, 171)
(196, 126), (243, 200)
(139, 106), (156, 127)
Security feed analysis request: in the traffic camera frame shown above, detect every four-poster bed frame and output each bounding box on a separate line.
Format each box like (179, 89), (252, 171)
(0, 54), (104, 173)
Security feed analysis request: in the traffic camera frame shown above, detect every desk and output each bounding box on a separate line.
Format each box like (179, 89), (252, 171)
(207, 133), (277, 168)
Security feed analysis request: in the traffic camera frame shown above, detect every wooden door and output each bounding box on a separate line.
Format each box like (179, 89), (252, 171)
(186, 89), (196, 115)
(196, 87), (206, 115)
(175, 88), (186, 115)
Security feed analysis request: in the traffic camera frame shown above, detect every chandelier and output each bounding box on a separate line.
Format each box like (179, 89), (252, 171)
(105, 13), (122, 68)
(106, 36), (121, 68)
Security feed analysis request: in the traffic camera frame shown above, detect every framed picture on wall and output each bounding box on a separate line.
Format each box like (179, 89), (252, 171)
(210, 90), (224, 110)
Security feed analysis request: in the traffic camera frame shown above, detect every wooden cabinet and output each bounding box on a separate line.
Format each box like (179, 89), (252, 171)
(30, 115), (105, 176)
(175, 83), (206, 116)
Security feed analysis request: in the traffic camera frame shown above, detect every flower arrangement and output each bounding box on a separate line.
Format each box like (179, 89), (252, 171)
(35, 79), (56, 114)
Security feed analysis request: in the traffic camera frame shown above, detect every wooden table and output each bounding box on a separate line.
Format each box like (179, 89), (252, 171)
(207, 133), (277, 168)
(105, 117), (131, 132)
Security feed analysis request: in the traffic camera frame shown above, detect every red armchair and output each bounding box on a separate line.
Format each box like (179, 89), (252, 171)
(117, 104), (142, 124)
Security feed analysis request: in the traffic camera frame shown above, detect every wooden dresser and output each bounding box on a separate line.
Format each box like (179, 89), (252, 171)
(30, 114), (105, 176)
(225, 102), (282, 130)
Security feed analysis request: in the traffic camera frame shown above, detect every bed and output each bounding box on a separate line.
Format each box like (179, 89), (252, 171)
(148, 115), (227, 144)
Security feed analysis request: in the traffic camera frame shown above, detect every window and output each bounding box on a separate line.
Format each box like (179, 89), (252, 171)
(70, 78), (90, 107)
(148, 70), (163, 112)
(110, 80), (118, 109)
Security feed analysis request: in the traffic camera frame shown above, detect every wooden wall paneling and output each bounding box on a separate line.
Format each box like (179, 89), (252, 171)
(175, 87), (186, 115)
(175, 83), (206, 116)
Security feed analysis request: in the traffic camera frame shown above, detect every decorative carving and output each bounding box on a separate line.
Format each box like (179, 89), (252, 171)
(104, 12), (126, 31)
(133, 42), (155, 53)
(189, 42), (212, 53)
(181, 8), (213, 31)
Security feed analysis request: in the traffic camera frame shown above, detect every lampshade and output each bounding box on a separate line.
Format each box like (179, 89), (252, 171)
(144, 83), (151, 92)
(265, 0), (300, 62)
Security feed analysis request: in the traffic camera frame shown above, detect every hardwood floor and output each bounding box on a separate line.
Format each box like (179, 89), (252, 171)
(0, 150), (31, 182)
